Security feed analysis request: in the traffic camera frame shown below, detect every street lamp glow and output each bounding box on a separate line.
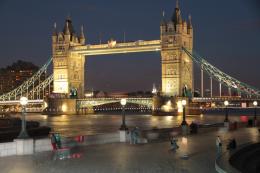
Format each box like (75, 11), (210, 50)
(224, 100), (229, 106)
(120, 99), (127, 106)
(224, 100), (229, 123)
(253, 101), (258, 125)
(18, 96), (29, 139)
(182, 100), (187, 106)
(119, 98), (127, 130)
(181, 99), (187, 127)
(20, 97), (28, 106)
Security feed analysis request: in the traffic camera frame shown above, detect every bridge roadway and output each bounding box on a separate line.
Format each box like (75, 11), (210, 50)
(77, 97), (153, 107)
(0, 97), (260, 107)
(71, 40), (161, 56)
(0, 99), (44, 105)
(191, 97), (260, 103)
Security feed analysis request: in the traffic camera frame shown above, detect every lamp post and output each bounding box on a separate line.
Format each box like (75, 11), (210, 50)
(181, 99), (187, 125)
(224, 100), (229, 122)
(120, 98), (127, 130)
(18, 97), (29, 139)
(253, 101), (258, 126)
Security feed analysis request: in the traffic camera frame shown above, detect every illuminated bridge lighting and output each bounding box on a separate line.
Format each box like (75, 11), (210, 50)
(72, 40), (161, 56)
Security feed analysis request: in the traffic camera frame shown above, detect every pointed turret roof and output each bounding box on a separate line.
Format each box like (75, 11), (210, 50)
(160, 11), (167, 26)
(171, 0), (182, 24)
(80, 25), (85, 39)
(52, 22), (57, 36)
(188, 15), (193, 29)
(63, 16), (75, 35)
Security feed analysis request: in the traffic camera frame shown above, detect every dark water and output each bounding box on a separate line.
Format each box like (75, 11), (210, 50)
(13, 109), (257, 137)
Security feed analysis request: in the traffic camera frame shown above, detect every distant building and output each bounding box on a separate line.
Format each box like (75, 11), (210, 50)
(0, 60), (39, 95)
(107, 92), (128, 98)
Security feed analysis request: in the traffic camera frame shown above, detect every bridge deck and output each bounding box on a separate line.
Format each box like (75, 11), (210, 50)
(71, 40), (161, 56)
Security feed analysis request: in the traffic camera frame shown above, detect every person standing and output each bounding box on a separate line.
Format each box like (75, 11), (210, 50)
(216, 136), (222, 157)
(129, 128), (134, 144)
(133, 127), (139, 144)
(170, 137), (179, 151)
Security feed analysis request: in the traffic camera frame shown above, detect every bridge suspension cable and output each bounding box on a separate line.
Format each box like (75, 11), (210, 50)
(183, 48), (260, 97)
(0, 58), (53, 101)
(27, 74), (53, 100)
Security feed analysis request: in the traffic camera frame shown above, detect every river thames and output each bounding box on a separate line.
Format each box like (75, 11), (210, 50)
(12, 109), (256, 137)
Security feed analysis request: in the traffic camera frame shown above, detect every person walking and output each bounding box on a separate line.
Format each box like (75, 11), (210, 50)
(216, 136), (222, 157)
(170, 137), (179, 151)
(133, 127), (139, 144)
(129, 128), (134, 144)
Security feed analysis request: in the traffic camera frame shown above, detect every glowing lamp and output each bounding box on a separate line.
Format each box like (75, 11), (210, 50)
(224, 100), (229, 106)
(20, 97), (28, 106)
(120, 99), (127, 106)
(182, 100), (187, 106)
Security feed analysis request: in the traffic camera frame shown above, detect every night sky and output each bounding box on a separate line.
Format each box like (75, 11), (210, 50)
(0, 0), (260, 93)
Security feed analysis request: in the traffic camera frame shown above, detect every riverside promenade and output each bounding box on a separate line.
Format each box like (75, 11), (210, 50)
(0, 127), (259, 173)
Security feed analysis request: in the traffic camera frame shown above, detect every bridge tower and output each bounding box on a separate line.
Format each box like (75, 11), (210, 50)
(52, 17), (86, 98)
(160, 1), (193, 97)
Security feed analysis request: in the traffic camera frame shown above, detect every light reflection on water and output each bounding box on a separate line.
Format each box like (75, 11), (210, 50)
(12, 110), (257, 137)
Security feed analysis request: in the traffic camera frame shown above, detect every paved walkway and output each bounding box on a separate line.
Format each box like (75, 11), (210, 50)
(0, 128), (259, 173)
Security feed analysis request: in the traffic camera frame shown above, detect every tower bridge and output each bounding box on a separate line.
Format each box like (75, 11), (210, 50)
(0, 1), (260, 114)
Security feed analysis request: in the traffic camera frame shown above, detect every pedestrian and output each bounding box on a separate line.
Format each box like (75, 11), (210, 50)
(130, 128), (134, 144)
(170, 137), (179, 151)
(216, 136), (222, 156)
(51, 133), (57, 150)
(133, 127), (139, 144)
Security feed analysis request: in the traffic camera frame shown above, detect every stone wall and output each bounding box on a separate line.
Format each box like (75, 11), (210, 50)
(0, 142), (16, 157)
(0, 138), (52, 157)
(34, 138), (52, 152)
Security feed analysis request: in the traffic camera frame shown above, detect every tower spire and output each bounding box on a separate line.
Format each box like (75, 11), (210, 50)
(172, 0), (182, 24)
(161, 10), (167, 26)
(65, 21), (70, 35)
(79, 25), (85, 44)
(80, 25), (85, 38)
(188, 15), (193, 29)
(152, 83), (157, 94)
(52, 22), (57, 36)
(67, 13), (71, 21)
(176, 0), (179, 9)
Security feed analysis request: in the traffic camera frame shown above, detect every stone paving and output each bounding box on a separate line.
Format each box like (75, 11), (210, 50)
(0, 128), (259, 173)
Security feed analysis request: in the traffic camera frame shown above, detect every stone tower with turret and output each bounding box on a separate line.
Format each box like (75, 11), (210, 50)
(52, 17), (86, 98)
(160, 0), (193, 97)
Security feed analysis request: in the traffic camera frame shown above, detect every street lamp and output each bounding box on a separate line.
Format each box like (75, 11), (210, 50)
(224, 100), (229, 122)
(253, 101), (258, 125)
(120, 98), (128, 130)
(181, 99), (187, 125)
(18, 97), (29, 139)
